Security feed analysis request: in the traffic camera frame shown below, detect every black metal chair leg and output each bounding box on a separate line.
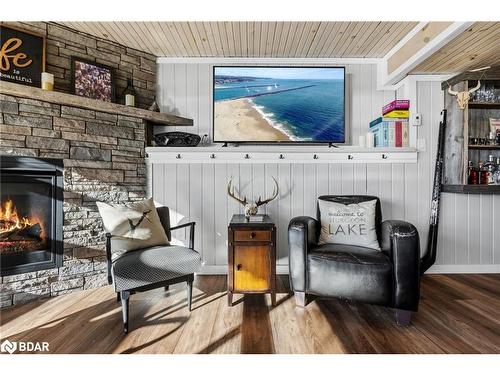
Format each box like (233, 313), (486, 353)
(116, 293), (120, 302)
(187, 280), (193, 311)
(395, 309), (412, 326)
(164, 285), (169, 291)
(120, 291), (130, 333)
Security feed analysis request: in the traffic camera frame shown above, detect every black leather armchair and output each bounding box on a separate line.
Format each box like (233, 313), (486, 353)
(288, 195), (420, 325)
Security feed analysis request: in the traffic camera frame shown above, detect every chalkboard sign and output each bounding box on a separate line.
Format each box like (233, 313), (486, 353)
(0, 25), (46, 87)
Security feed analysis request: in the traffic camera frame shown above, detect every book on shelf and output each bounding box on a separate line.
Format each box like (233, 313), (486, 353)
(383, 110), (410, 118)
(382, 100), (410, 115)
(369, 119), (409, 148)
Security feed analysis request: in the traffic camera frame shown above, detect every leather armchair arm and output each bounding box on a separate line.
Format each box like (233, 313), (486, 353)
(288, 216), (319, 292)
(380, 220), (421, 311)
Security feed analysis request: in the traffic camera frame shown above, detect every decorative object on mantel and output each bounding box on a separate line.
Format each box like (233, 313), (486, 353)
(446, 66), (490, 110)
(121, 78), (136, 107)
(149, 96), (160, 112)
(154, 132), (201, 147)
(71, 57), (115, 102)
(0, 25), (45, 88)
(227, 177), (279, 219)
(200, 134), (210, 146)
(41, 72), (54, 91)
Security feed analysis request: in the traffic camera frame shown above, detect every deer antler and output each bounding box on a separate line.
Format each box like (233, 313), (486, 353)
(256, 177), (279, 207)
(468, 80), (481, 94)
(227, 178), (247, 205)
(448, 86), (459, 96)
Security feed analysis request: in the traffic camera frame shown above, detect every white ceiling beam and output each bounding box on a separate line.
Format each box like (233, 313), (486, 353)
(378, 22), (474, 88)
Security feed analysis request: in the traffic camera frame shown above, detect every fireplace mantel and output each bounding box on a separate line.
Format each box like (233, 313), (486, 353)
(0, 81), (193, 127)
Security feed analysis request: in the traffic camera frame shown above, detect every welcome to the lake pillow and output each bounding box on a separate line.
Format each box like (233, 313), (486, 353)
(97, 198), (169, 260)
(318, 198), (381, 250)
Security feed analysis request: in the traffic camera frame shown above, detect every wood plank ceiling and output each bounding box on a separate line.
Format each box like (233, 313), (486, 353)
(412, 22), (500, 73)
(59, 22), (418, 58)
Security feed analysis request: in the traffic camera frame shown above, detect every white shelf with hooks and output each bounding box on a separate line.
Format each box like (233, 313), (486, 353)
(146, 146), (417, 164)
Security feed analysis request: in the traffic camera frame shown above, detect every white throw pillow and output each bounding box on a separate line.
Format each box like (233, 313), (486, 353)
(318, 198), (381, 250)
(97, 198), (169, 260)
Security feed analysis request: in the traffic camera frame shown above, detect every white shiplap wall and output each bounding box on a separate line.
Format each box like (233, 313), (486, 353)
(152, 62), (500, 272)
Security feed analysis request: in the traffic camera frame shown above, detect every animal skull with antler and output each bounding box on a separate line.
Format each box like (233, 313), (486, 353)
(448, 80), (481, 110)
(227, 177), (279, 218)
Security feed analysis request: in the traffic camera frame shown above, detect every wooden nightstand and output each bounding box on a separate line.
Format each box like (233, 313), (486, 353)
(227, 214), (276, 306)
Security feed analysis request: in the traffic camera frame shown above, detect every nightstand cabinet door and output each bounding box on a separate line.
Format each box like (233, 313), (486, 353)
(233, 245), (270, 291)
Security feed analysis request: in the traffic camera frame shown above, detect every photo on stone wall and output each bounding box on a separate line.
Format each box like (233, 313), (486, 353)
(71, 57), (115, 102)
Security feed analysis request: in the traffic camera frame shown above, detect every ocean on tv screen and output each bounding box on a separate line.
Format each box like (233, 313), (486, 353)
(213, 67), (345, 143)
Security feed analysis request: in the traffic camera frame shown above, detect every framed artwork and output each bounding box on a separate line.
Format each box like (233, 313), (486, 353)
(0, 25), (46, 87)
(71, 57), (115, 102)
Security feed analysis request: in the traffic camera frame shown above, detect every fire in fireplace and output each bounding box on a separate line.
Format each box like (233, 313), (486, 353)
(0, 156), (63, 276)
(0, 198), (46, 254)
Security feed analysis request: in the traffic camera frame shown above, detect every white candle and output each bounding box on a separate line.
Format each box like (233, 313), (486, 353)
(41, 72), (54, 91)
(358, 135), (366, 148)
(125, 94), (135, 107)
(365, 132), (374, 148)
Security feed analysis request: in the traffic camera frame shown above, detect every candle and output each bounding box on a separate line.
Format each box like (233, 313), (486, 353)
(41, 72), (54, 91)
(358, 135), (366, 148)
(125, 94), (135, 107)
(365, 132), (374, 148)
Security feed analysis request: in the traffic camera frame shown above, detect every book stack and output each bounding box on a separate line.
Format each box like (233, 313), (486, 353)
(370, 100), (410, 147)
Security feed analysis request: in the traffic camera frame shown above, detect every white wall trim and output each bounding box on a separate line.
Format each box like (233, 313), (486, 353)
(383, 22), (429, 61)
(199, 264), (500, 275)
(156, 57), (382, 65)
(425, 264), (500, 274)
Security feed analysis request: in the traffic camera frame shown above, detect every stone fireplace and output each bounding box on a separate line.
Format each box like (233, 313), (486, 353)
(0, 156), (64, 276)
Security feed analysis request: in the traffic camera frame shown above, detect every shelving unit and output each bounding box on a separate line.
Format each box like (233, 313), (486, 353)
(146, 146), (418, 164)
(442, 66), (500, 194)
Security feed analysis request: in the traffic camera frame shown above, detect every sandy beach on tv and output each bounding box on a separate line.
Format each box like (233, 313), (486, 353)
(214, 98), (291, 142)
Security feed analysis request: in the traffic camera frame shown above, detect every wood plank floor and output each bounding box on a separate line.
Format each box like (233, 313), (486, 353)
(1, 274), (499, 354)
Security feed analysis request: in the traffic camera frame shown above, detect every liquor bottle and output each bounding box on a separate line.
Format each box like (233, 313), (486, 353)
(478, 162), (488, 185)
(493, 157), (500, 185)
(468, 161), (479, 185)
(122, 78), (136, 107)
(483, 155), (497, 185)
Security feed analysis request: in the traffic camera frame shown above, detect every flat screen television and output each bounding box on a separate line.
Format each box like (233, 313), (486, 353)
(213, 66), (345, 144)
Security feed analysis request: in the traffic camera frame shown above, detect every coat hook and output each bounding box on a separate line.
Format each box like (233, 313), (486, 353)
(347, 154), (353, 160)
(279, 154), (285, 159)
(210, 153), (216, 159)
(176, 153), (182, 159)
(382, 154), (388, 159)
(313, 154), (319, 159)
(244, 154), (250, 159)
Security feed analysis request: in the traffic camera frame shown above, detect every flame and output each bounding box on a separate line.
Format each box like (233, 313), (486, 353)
(0, 199), (40, 234)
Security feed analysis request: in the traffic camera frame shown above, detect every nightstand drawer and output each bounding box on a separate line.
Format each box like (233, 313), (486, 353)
(234, 230), (271, 242)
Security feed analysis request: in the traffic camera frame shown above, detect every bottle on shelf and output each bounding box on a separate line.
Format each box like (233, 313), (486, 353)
(122, 78), (136, 107)
(467, 161), (479, 185)
(478, 162), (488, 185)
(483, 155), (497, 185)
(494, 157), (500, 185)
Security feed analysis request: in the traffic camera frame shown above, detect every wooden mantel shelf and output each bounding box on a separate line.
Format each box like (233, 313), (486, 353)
(0, 81), (193, 127)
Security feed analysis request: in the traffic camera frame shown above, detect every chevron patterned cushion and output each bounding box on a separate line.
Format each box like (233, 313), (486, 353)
(112, 245), (201, 292)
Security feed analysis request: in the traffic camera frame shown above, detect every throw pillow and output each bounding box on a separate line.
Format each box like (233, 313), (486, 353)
(318, 198), (380, 250)
(97, 198), (169, 260)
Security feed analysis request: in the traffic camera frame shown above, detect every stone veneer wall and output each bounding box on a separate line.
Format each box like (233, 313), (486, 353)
(1, 21), (156, 109)
(0, 94), (147, 307)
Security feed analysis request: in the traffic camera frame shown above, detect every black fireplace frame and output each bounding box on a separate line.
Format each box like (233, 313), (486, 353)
(0, 156), (64, 276)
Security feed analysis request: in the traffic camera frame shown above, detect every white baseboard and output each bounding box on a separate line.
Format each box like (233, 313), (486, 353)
(425, 264), (500, 274)
(198, 264), (500, 275)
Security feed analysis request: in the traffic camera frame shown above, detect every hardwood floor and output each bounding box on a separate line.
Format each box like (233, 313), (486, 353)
(1, 274), (499, 354)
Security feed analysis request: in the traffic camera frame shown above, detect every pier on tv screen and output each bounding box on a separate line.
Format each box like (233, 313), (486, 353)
(213, 66), (345, 143)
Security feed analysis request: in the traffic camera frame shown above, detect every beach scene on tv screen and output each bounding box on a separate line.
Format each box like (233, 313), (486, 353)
(213, 67), (345, 143)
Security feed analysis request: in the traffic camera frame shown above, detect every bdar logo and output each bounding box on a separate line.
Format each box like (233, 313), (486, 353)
(1, 339), (17, 354)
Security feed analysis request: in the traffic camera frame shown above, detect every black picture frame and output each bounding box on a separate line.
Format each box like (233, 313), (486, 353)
(212, 65), (346, 145)
(0, 25), (46, 88)
(71, 57), (115, 102)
